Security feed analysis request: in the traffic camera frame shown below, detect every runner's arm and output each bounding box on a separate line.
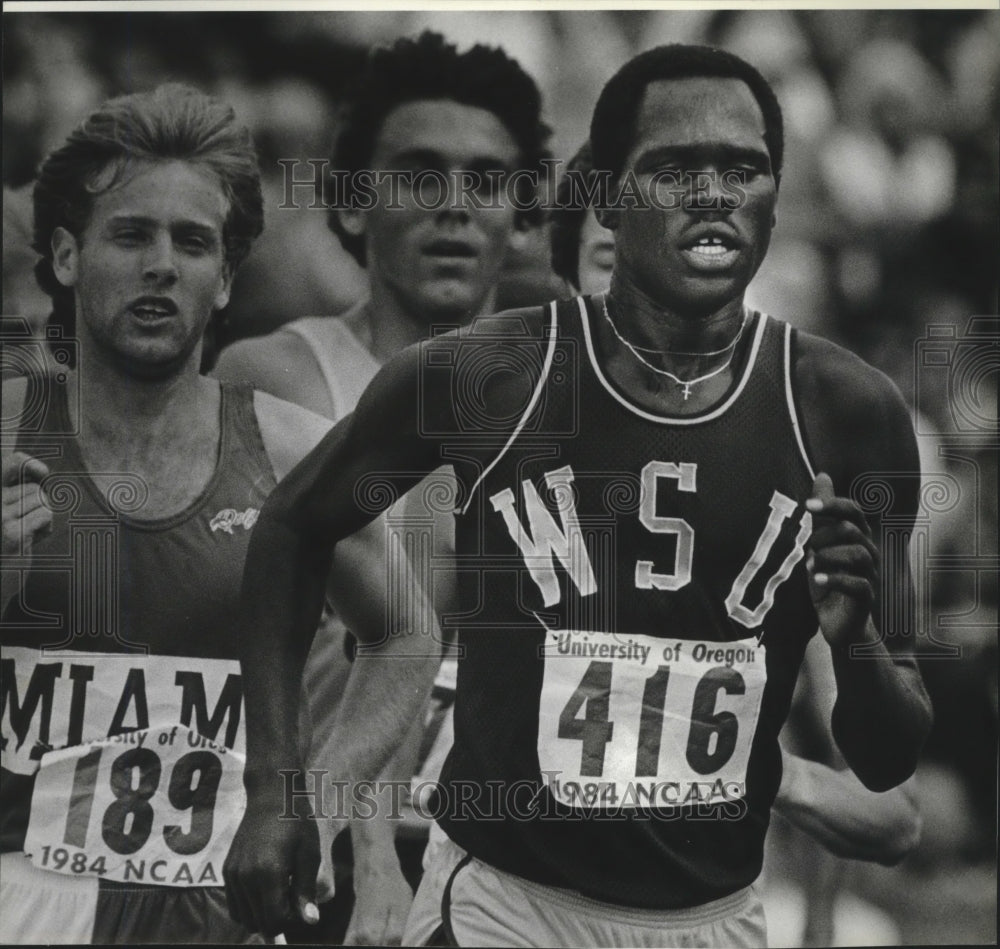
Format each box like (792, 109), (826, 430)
(776, 633), (921, 864)
(775, 750), (920, 864)
(796, 333), (933, 792)
(225, 344), (446, 935)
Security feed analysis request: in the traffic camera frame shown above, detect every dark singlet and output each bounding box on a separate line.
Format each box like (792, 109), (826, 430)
(435, 295), (818, 909)
(1, 380), (275, 895)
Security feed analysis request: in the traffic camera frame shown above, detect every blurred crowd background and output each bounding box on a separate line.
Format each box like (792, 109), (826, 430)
(4, 8), (997, 945)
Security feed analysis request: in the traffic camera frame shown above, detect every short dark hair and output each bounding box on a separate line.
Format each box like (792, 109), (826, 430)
(549, 141), (596, 291)
(329, 30), (551, 267)
(33, 83), (264, 338)
(590, 44), (784, 185)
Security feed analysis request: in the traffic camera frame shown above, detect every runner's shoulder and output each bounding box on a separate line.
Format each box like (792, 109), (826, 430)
(252, 389), (333, 480)
(793, 330), (912, 436)
(369, 305), (553, 441)
(381, 304), (553, 389)
(213, 327), (318, 399)
(463, 304), (555, 340)
(792, 329), (918, 486)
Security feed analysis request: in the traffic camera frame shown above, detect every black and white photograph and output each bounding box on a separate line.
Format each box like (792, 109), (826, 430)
(2, 2), (997, 946)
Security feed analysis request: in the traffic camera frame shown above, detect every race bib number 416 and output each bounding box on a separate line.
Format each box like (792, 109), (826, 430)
(538, 631), (766, 810)
(24, 724), (246, 886)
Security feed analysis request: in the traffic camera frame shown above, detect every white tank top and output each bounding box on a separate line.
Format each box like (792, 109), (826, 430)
(278, 308), (382, 423)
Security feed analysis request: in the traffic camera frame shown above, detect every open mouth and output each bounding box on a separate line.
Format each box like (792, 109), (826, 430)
(680, 233), (741, 270)
(424, 240), (477, 258)
(129, 296), (178, 320)
(687, 236), (734, 257)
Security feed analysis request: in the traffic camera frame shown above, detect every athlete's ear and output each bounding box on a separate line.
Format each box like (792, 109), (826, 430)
(337, 206), (367, 240)
(50, 227), (80, 288)
(214, 263), (234, 312)
(507, 227), (531, 253)
(772, 172), (780, 229)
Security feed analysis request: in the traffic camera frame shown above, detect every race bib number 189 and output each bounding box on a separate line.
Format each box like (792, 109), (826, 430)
(24, 724), (246, 886)
(538, 631), (766, 810)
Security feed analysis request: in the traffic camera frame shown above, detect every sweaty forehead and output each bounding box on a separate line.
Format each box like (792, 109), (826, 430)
(371, 98), (520, 167)
(629, 77), (767, 156)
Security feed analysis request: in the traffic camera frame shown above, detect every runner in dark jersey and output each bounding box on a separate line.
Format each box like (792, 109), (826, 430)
(225, 45), (932, 947)
(0, 84), (436, 944)
(551, 135), (922, 855)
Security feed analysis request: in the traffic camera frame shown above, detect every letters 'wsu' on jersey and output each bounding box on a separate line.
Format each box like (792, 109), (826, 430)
(437, 295), (819, 910)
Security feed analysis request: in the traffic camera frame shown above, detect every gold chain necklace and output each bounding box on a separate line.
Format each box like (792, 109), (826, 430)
(600, 294), (749, 400)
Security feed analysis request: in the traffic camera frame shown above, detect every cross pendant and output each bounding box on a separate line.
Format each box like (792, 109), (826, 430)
(681, 383), (692, 400)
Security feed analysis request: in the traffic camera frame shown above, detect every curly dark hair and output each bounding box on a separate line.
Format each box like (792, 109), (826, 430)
(32, 83), (263, 341)
(549, 141), (598, 291)
(591, 44), (784, 186)
(329, 31), (551, 267)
